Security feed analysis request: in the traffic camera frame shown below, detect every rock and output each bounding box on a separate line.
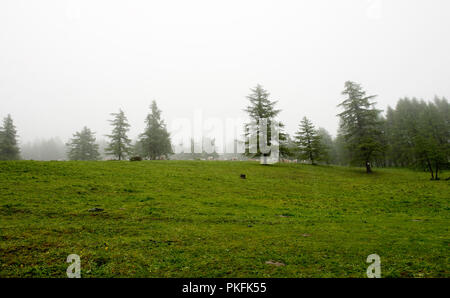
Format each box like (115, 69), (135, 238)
(278, 214), (292, 218)
(265, 260), (285, 267)
(88, 208), (104, 212)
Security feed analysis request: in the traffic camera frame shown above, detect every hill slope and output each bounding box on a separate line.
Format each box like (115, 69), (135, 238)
(0, 161), (448, 277)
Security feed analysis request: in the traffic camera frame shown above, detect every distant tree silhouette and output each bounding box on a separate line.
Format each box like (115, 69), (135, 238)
(66, 127), (100, 160)
(0, 114), (20, 160)
(294, 117), (325, 165)
(140, 101), (173, 160)
(105, 109), (132, 160)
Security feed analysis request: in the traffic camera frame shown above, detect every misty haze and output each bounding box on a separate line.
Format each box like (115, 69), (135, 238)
(0, 0), (448, 283)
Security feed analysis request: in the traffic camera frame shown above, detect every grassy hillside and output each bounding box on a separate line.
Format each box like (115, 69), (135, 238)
(0, 160), (448, 277)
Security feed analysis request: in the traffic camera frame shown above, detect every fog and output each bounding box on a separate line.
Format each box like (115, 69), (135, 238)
(1, 0), (449, 147)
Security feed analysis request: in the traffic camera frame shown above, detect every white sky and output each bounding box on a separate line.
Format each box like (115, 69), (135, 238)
(1, 0), (449, 144)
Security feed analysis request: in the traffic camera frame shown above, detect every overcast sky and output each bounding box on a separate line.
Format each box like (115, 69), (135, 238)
(1, 0), (449, 145)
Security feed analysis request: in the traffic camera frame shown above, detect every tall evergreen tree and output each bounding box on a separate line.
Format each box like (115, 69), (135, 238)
(244, 84), (287, 159)
(0, 114), (20, 160)
(105, 109), (132, 160)
(66, 127), (100, 160)
(294, 117), (324, 164)
(337, 81), (384, 173)
(140, 101), (173, 160)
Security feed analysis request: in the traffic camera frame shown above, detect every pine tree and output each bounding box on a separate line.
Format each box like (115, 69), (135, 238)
(244, 84), (287, 159)
(337, 81), (384, 173)
(66, 127), (100, 160)
(105, 109), (132, 160)
(140, 101), (173, 160)
(294, 117), (323, 165)
(0, 114), (20, 160)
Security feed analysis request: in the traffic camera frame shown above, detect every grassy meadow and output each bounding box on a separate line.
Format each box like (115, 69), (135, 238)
(0, 160), (448, 277)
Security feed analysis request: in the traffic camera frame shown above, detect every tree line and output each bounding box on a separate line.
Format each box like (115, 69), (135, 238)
(242, 81), (448, 178)
(1, 81), (448, 178)
(65, 100), (173, 161)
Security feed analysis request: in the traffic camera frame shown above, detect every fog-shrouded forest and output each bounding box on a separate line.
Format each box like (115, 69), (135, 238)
(1, 81), (448, 179)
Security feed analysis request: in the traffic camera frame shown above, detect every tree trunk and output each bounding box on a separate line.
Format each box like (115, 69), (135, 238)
(426, 158), (434, 180)
(435, 161), (439, 180)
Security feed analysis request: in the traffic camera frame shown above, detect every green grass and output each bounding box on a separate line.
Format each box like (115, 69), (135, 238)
(0, 160), (448, 278)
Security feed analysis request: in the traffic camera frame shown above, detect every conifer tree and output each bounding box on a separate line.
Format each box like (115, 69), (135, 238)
(0, 114), (20, 160)
(140, 101), (173, 160)
(66, 127), (100, 160)
(337, 81), (384, 173)
(105, 109), (132, 160)
(244, 84), (288, 159)
(294, 117), (323, 165)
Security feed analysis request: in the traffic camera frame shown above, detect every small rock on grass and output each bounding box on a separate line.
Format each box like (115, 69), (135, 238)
(88, 208), (104, 212)
(265, 260), (285, 267)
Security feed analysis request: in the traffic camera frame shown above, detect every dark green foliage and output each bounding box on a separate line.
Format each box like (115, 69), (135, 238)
(0, 115), (20, 160)
(294, 117), (326, 164)
(244, 84), (281, 120)
(139, 101), (173, 160)
(337, 81), (385, 173)
(244, 84), (288, 158)
(105, 109), (132, 160)
(385, 97), (450, 179)
(66, 127), (100, 161)
(331, 90), (448, 178)
(129, 156), (143, 161)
